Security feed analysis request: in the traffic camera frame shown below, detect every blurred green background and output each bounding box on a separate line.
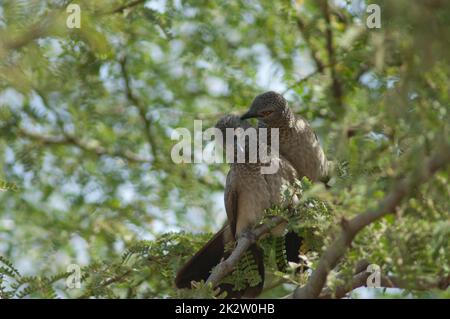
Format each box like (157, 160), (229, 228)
(0, 0), (449, 298)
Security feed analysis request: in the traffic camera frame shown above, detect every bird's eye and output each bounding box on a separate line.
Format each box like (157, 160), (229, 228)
(261, 111), (273, 117)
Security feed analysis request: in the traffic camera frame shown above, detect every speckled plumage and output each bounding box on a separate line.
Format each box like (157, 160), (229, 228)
(213, 115), (298, 297)
(243, 91), (329, 182)
(215, 115), (297, 237)
(176, 115), (303, 298)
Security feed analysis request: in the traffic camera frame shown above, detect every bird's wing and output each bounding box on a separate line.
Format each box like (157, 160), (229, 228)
(279, 154), (298, 183)
(225, 169), (239, 238)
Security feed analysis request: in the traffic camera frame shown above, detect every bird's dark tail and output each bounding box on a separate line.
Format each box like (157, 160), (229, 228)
(175, 226), (265, 298)
(175, 225), (231, 289)
(284, 231), (304, 264)
(276, 231), (308, 272)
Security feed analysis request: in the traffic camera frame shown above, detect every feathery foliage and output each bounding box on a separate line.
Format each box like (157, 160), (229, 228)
(0, 0), (449, 298)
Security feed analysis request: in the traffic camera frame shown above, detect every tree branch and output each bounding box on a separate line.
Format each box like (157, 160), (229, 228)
(295, 17), (325, 74)
(321, 0), (343, 110)
(78, 269), (133, 299)
(318, 270), (391, 299)
(17, 127), (151, 164)
(293, 144), (450, 299)
(319, 271), (450, 299)
(109, 0), (147, 14)
(119, 56), (159, 164)
(387, 274), (450, 292)
(206, 216), (286, 287)
(282, 68), (326, 95)
(0, 4), (70, 54)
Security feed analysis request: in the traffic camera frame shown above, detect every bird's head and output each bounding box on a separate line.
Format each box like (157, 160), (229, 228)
(240, 91), (288, 126)
(215, 115), (255, 161)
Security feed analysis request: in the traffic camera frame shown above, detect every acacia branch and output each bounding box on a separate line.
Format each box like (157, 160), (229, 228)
(319, 271), (450, 299)
(293, 144), (450, 299)
(387, 274), (450, 292)
(109, 0), (147, 14)
(295, 17), (325, 74)
(30, 85), (154, 165)
(282, 68), (325, 95)
(17, 127), (151, 164)
(2, 24), (49, 52)
(321, 0), (343, 109)
(318, 270), (393, 299)
(206, 216), (286, 287)
(119, 56), (159, 164)
(79, 269), (133, 299)
(0, 3), (72, 54)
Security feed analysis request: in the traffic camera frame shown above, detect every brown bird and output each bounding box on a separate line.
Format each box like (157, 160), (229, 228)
(175, 115), (298, 298)
(241, 91), (332, 183)
(241, 91), (332, 266)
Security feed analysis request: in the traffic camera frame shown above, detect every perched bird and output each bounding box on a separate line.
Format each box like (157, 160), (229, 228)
(215, 115), (297, 239)
(175, 115), (299, 298)
(241, 91), (332, 183)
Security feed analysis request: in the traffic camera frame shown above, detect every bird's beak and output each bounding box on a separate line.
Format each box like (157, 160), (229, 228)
(240, 110), (257, 120)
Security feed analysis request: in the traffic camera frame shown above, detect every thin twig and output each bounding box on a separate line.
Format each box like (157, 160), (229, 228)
(206, 217), (286, 287)
(119, 56), (158, 164)
(18, 128), (151, 163)
(295, 17), (325, 73)
(319, 271), (450, 299)
(109, 0), (147, 14)
(282, 66), (330, 95)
